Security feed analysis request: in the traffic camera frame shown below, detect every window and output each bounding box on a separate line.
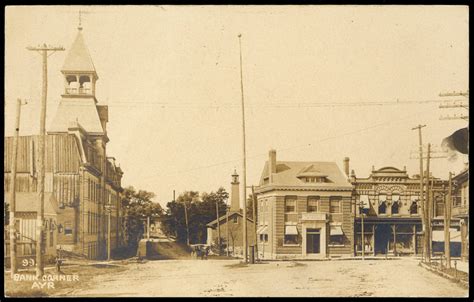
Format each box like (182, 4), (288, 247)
(285, 198), (296, 213)
(378, 202), (387, 214)
(329, 197), (341, 213)
(359, 195), (370, 215)
(329, 225), (344, 246)
(391, 195), (400, 215)
(285, 197), (297, 223)
(284, 225), (299, 245)
(435, 197), (444, 217)
(378, 194), (387, 214)
(329, 235), (344, 246)
(64, 222), (73, 236)
(233, 216), (238, 224)
(307, 197), (320, 212)
(259, 234), (268, 242)
(410, 201), (418, 214)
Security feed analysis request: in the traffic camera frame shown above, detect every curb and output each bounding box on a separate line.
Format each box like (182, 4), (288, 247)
(419, 262), (469, 289)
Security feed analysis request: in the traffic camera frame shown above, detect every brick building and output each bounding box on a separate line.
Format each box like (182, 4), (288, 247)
(4, 25), (124, 259)
(351, 165), (461, 257)
(254, 150), (354, 259)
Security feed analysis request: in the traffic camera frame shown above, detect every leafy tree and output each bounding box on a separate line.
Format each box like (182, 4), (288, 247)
(121, 186), (162, 251)
(246, 193), (258, 221)
(161, 188), (229, 245)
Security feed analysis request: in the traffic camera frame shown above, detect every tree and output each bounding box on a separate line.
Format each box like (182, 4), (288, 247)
(161, 188), (229, 245)
(121, 186), (162, 252)
(246, 193), (258, 220)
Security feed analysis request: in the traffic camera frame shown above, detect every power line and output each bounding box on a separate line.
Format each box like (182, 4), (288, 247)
(138, 108), (432, 181)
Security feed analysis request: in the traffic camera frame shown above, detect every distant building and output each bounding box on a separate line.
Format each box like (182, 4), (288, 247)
(206, 170), (255, 256)
(254, 150), (354, 259)
(351, 166), (461, 257)
(4, 25), (124, 259)
(452, 164), (469, 261)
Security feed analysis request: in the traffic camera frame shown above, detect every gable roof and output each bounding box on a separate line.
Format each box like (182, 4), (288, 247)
(5, 192), (59, 215)
(259, 160), (352, 190)
(62, 30), (97, 75)
(48, 98), (104, 134)
(206, 211), (254, 227)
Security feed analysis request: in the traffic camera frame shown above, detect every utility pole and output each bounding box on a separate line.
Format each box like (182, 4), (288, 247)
(27, 44), (64, 277)
(105, 202), (114, 261)
(444, 173), (452, 268)
(411, 124), (426, 262)
(147, 216), (150, 240)
(238, 33), (248, 263)
(439, 90), (469, 121)
(173, 190), (177, 238)
(226, 205), (229, 256)
(216, 199), (221, 255)
(9, 98), (27, 277)
(360, 199), (365, 261)
(184, 200), (190, 246)
(425, 143), (432, 263)
(251, 185), (258, 261)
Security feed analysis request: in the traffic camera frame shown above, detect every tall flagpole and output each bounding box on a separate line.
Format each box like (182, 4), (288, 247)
(238, 33), (248, 263)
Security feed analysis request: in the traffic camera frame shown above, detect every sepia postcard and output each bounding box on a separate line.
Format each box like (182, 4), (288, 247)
(3, 5), (469, 298)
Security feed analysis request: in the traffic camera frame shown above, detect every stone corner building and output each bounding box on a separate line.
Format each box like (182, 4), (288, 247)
(4, 26), (125, 260)
(254, 150), (354, 259)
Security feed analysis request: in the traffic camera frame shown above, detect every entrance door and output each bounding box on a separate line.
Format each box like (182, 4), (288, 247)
(374, 224), (391, 255)
(306, 228), (320, 254)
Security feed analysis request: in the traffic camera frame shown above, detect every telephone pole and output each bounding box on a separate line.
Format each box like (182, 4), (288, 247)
(425, 143), (432, 263)
(251, 185), (258, 261)
(184, 200), (190, 246)
(27, 44), (64, 277)
(9, 98), (27, 277)
(444, 173), (453, 268)
(216, 198), (221, 255)
(439, 90), (469, 121)
(238, 33), (248, 263)
(411, 124), (426, 261)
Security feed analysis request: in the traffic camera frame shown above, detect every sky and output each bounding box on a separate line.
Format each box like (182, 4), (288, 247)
(5, 5), (469, 208)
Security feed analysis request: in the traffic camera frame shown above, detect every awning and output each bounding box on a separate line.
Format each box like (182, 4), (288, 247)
(410, 195), (419, 202)
(392, 195), (400, 202)
(257, 225), (268, 234)
(330, 225), (344, 236)
(432, 230), (461, 243)
(285, 225), (298, 235)
(359, 195), (370, 209)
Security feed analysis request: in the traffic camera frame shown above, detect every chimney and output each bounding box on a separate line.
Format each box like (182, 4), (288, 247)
(230, 169), (240, 212)
(343, 157), (350, 177)
(269, 149), (277, 182)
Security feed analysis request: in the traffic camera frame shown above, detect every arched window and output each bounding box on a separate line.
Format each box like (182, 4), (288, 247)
(391, 201), (400, 215)
(378, 201), (387, 214)
(410, 201), (418, 214)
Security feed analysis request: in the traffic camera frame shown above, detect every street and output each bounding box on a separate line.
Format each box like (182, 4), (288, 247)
(62, 258), (467, 297)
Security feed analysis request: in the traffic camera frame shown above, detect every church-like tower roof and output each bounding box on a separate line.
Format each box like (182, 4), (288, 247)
(61, 29), (97, 76)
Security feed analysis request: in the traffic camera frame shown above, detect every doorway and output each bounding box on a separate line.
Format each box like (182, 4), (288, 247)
(375, 224), (391, 255)
(306, 228), (321, 254)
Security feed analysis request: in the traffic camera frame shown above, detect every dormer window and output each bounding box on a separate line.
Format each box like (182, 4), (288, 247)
(303, 177), (326, 183)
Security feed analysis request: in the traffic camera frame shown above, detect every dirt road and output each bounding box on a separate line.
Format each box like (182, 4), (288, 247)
(64, 258), (468, 297)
